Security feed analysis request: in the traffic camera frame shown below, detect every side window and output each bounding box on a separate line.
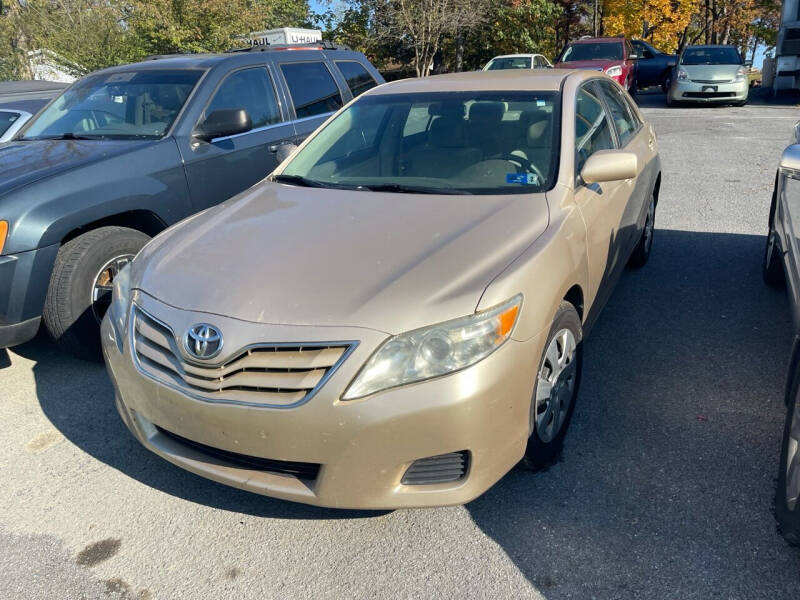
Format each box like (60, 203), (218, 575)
(280, 61), (344, 119)
(534, 56), (543, 68)
(597, 80), (639, 146)
(205, 67), (281, 129)
(335, 61), (378, 98)
(575, 83), (615, 174)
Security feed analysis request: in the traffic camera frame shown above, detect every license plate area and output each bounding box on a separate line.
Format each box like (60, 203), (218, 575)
(702, 85), (718, 92)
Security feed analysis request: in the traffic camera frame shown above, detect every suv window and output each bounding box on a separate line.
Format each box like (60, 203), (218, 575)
(280, 61), (344, 119)
(597, 80), (639, 146)
(575, 83), (615, 173)
(206, 67), (280, 129)
(335, 61), (378, 98)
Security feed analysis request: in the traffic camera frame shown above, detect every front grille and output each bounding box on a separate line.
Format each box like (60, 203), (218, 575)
(131, 306), (354, 407)
(156, 426), (320, 481)
(401, 451), (470, 485)
(690, 78), (732, 84)
(683, 91), (736, 98)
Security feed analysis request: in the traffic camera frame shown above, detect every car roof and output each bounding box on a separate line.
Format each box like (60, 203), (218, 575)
(570, 37), (625, 44)
(369, 69), (584, 94)
(87, 47), (365, 77)
(490, 54), (540, 59)
(684, 44), (736, 49)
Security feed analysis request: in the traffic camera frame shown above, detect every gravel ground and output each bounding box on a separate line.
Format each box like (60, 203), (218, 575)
(2, 91), (799, 600)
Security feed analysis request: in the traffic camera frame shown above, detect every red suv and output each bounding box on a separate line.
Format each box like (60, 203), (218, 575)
(555, 37), (637, 92)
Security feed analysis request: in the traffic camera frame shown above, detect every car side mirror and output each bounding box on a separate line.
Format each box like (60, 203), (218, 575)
(628, 53), (639, 60)
(744, 60), (753, 68)
(580, 150), (638, 184)
(194, 108), (252, 142)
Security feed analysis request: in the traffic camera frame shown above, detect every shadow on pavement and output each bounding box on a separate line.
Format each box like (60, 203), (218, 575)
(467, 228), (800, 597)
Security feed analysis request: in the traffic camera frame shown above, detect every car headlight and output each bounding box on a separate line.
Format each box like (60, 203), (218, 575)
(677, 68), (688, 81)
(735, 66), (746, 82)
(108, 263), (132, 344)
(605, 66), (622, 77)
(342, 295), (522, 400)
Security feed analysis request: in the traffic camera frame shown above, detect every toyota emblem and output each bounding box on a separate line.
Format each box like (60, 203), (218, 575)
(184, 323), (223, 360)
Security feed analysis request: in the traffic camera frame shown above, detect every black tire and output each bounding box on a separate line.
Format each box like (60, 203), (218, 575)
(521, 301), (583, 471)
(628, 192), (656, 268)
(776, 361), (800, 546)
(43, 226), (150, 361)
(661, 72), (672, 94)
(764, 179), (785, 288)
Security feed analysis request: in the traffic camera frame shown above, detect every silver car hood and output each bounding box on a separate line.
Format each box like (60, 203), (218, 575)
(133, 181), (550, 334)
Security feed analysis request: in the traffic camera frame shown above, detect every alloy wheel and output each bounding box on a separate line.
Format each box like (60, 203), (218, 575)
(91, 254), (134, 323)
(534, 329), (578, 443)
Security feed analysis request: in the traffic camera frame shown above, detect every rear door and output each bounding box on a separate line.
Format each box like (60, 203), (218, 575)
(180, 64), (294, 211)
(276, 58), (346, 145)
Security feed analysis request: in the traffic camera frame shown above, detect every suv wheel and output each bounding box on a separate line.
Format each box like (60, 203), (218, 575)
(43, 226), (150, 361)
(520, 301), (583, 471)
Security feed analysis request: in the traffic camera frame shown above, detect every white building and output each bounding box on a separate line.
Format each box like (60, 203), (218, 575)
(775, 0), (800, 91)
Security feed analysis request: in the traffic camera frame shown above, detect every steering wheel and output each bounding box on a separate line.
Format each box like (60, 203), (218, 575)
(496, 153), (546, 185)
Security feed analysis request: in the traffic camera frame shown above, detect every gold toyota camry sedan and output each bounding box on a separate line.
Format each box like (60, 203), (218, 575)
(102, 69), (662, 509)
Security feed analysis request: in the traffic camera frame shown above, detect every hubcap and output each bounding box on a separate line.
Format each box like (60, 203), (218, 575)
(786, 394), (800, 511)
(533, 328), (578, 443)
(91, 255), (134, 323)
(644, 198), (655, 252)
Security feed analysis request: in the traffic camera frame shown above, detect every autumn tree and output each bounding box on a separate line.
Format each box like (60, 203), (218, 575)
(604, 0), (696, 52)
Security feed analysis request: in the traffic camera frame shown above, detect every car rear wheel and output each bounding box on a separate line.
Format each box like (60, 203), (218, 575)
(776, 362), (800, 546)
(661, 72), (672, 93)
(521, 301), (583, 471)
(628, 193), (656, 268)
(43, 226), (149, 361)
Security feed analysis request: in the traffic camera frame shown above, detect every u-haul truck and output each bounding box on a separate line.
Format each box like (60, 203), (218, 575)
(243, 28), (323, 47)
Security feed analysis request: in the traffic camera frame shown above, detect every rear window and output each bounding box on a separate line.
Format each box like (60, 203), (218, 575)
(280, 61), (344, 119)
(561, 42), (623, 62)
(335, 61), (378, 98)
(681, 47), (742, 65)
(0, 110), (20, 136)
(486, 57), (532, 70)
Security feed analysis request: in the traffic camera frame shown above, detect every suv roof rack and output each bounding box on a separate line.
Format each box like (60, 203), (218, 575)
(226, 40), (349, 53)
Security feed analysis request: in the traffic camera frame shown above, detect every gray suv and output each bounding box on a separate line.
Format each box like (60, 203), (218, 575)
(0, 43), (383, 359)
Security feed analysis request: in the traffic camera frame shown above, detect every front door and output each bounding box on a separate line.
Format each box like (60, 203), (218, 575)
(181, 66), (295, 211)
(572, 82), (637, 313)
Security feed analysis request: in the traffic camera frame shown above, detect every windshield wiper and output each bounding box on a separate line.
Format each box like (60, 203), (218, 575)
(23, 132), (101, 141)
(272, 174), (335, 188)
(356, 183), (470, 195)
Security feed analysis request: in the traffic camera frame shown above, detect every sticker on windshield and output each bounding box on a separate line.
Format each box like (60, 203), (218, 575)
(105, 72), (136, 83)
(506, 173), (539, 185)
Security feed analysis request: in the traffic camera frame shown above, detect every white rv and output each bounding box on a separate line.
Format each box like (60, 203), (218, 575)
(775, 0), (800, 91)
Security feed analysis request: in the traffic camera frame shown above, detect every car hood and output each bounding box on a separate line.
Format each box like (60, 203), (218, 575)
(133, 182), (550, 334)
(680, 64), (741, 80)
(555, 59), (619, 71)
(0, 139), (151, 197)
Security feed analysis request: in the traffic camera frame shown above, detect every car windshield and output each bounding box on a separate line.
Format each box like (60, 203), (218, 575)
(21, 69), (203, 141)
(561, 42), (623, 62)
(681, 47), (742, 65)
(0, 110), (21, 136)
(278, 91), (560, 195)
(486, 57), (532, 70)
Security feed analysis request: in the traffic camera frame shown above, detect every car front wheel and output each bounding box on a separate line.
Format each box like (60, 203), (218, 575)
(521, 301), (583, 471)
(43, 226), (150, 361)
(777, 363), (800, 546)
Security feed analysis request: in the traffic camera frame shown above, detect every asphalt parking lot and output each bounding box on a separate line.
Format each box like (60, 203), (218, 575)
(2, 91), (800, 599)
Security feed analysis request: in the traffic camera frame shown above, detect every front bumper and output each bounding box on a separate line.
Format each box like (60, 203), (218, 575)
(0, 244), (59, 348)
(668, 79), (749, 103)
(102, 293), (544, 509)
